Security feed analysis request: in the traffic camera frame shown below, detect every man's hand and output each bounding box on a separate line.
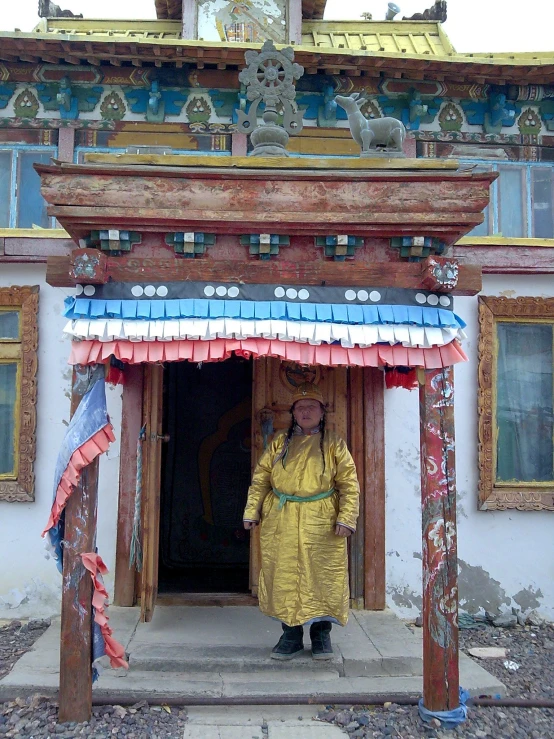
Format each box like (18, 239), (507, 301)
(243, 521), (259, 530)
(335, 524), (353, 537)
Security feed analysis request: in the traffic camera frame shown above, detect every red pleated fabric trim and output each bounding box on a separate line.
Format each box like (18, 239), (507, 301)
(69, 338), (468, 369)
(81, 553), (129, 671)
(41, 424), (116, 537)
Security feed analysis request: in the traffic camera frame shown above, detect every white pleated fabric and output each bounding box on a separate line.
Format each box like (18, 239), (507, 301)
(63, 318), (467, 349)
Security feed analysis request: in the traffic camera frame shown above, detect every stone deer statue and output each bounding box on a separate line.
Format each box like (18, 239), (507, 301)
(335, 93), (406, 158)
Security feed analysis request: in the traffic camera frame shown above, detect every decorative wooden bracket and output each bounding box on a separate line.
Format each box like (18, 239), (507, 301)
(240, 234), (290, 260)
(391, 236), (446, 261)
(315, 235), (364, 261)
(81, 229), (142, 256)
(165, 232), (216, 257)
(70, 249), (108, 284)
(421, 257), (459, 292)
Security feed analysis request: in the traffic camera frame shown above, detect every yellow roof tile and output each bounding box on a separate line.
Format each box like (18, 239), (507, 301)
(301, 20), (455, 56)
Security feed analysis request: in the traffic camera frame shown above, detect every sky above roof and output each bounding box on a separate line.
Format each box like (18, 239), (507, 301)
(1, 0), (553, 54)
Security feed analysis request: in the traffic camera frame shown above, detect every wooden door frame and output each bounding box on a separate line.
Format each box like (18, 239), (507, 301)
(139, 363), (164, 621)
(114, 365), (144, 607)
(348, 367), (386, 610)
(114, 361), (386, 610)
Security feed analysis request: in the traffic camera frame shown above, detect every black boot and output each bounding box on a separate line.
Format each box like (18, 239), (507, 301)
(310, 621), (333, 660)
(270, 623), (304, 660)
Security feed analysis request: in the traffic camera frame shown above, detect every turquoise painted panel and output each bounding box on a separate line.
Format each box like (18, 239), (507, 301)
(17, 151), (51, 228)
(0, 362), (17, 477)
(0, 311), (20, 340)
(496, 323), (553, 483)
(0, 151), (12, 228)
(532, 167), (554, 238)
(498, 167), (525, 238)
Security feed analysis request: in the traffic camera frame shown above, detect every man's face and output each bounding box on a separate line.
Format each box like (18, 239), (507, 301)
(293, 399), (324, 431)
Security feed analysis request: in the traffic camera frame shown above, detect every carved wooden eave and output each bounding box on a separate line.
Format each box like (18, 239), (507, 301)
(35, 158), (495, 245)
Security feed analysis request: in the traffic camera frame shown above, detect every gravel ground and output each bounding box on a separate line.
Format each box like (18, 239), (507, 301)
(1, 618), (554, 738)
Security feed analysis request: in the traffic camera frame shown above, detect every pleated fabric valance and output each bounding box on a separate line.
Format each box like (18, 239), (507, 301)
(64, 281), (468, 369)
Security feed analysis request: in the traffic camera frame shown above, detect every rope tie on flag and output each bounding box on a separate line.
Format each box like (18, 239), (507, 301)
(129, 425), (146, 572)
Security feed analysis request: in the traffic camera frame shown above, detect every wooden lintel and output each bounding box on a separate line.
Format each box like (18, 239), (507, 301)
(45, 255), (482, 295)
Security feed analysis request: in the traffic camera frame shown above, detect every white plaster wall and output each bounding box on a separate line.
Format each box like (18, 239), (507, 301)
(0, 265), (121, 619)
(386, 274), (554, 622)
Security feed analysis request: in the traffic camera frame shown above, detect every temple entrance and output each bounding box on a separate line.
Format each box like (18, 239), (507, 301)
(158, 357), (253, 594)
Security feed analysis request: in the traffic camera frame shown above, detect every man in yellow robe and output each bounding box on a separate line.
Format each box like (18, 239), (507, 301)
(244, 382), (360, 660)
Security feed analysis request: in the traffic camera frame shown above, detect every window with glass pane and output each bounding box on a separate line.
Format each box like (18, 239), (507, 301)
(0, 363), (19, 477)
(0, 311), (20, 340)
(498, 167), (525, 237)
(532, 167), (554, 238)
(17, 151), (52, 228)
(496, 322), (554, 483)
(0, 151), (12, 228)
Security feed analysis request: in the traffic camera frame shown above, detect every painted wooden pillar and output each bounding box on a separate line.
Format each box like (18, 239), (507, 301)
(58, 366), (102, 724)
(419, 366), (459, 712)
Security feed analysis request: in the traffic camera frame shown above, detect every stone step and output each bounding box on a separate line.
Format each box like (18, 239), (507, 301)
(128, 645), (344, 674)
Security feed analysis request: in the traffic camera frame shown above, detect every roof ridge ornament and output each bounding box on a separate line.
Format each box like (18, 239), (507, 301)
(237, 40), (304, 157)
(335, 93), (406, 158)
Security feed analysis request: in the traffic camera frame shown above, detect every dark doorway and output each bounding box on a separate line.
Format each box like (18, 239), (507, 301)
(159, 358), (252, 593)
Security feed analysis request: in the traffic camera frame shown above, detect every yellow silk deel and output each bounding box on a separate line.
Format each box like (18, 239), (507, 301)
(244, 431), (360, 627)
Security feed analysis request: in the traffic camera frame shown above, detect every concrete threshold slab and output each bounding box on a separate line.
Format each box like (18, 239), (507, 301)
(0, 606), (506, 704)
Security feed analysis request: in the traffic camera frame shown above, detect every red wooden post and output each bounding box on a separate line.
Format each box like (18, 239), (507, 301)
(419, 366), (459, 712)
(58, 366), (102, 723)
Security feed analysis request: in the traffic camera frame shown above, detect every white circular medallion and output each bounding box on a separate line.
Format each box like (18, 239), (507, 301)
(216, 286), (227, 297)
(427, 294), (439, 306)
(298, 289), (310, 301)
(415, 293), (427, 304)
(156, 286), (168, 297)
(286, 288), (298, 299)
(227, 286), (240, 298)
(357, 290), (369, 301)
(204, 285), (215, 297)
(131, 285), (144, 297)
(83, 285), (96, 297)
(345, 290), (356, 301)
(144, 285), (156, 297)
(369, 290), (381, 302)
(75, 284), (84, 296)
(439, 296), (451, 307)
(274, 287), (285, 298)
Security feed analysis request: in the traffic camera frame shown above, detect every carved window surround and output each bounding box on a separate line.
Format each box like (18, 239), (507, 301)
(0, 286), (39, 502)
(478, 296), (554, 511)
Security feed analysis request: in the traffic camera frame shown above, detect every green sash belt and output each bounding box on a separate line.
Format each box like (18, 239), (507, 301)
(272, 487), (335, 510)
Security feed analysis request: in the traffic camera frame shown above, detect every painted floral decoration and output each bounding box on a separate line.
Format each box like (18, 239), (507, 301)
(100, 92), (126, 121)
(517, 107), (542, 135)
(439, 102), (463, 132)
(186, 95), (211, 124)
(360, 99), (382, 120)
(14, 89), (39, 118)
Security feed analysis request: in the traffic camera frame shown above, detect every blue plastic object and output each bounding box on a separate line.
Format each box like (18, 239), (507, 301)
(418, 687), (470, 729)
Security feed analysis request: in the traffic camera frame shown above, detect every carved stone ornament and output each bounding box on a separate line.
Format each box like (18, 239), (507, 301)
(422, 258), (459, 291)
(237, 40), (304, 157)
(0, 286), (39, 503)
(335, 93), (406, 158)
(478, 296), (554, 512)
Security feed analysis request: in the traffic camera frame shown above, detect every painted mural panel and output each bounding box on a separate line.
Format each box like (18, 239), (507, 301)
(197, 0), (287, 43)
